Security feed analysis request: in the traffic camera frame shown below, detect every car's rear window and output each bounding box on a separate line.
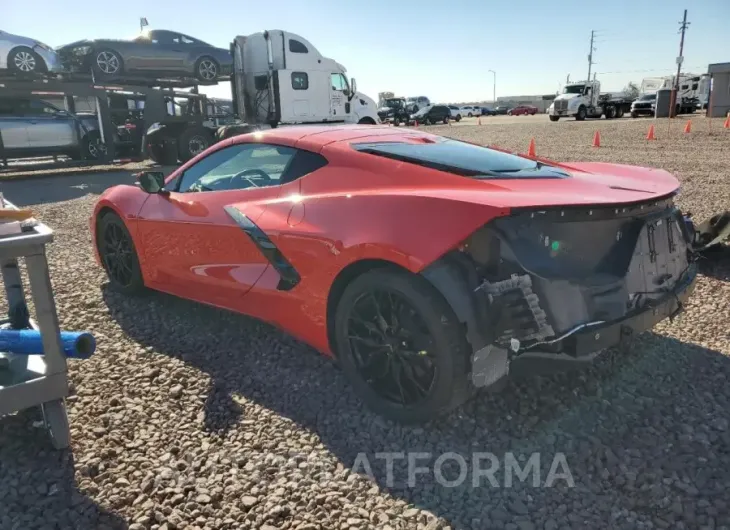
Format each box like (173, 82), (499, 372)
(352, 139), (570, 179)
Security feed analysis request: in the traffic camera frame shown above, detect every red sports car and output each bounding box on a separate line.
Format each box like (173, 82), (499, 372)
(508, 105), (538, 116)
(92, 125), (706, 423)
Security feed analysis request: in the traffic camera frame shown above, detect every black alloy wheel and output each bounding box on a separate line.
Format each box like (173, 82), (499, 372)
(334, 269), (474, 423)
(98, 213), (144, 294)
(347, 289), (437, 406)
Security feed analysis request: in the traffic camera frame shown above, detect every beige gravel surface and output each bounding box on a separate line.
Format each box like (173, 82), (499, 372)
(1, 116), (729, 530)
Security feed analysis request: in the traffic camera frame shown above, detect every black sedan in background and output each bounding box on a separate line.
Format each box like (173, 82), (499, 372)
(494, 105), (512, 115)
(57, 30), (232, 83)
(481, 107), (497, 116)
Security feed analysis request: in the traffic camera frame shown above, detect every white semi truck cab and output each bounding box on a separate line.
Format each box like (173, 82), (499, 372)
(228, 30), (379, 131)
(548, 80), (631, 121)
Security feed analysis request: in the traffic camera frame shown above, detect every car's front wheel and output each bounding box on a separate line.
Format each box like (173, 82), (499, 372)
(97, 212), (144, 294)
(92, 48), (124, 77)
(334, 268), (473, 424)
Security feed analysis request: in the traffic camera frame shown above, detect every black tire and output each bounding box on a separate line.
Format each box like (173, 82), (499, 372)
(333, 268), (473, 424)
(8, 47), (45, 74)
(195, 56), (219, 83)
(455, 114), (461, 122)
(468, 113), (473, 118)
(616, 107), (625, 118)
(575, 106), (587, 121)
(97, 212), (144, 295)
(393, 116), (401, 126)
(92, 48), (124, 78)
(443, 115), (449, 124)
(177, 127), (213, 162)
(81, 130), (107, 160)
(630, 111), (638, 118)
(549, 115), (559, 122)
(605, 106), (616, 119)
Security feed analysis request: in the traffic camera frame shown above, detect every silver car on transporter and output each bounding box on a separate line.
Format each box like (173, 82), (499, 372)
(0, 97), (108, 161)
(0, 30), (63, 74)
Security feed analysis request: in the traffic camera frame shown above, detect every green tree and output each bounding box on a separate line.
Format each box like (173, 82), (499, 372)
(624, 82), (640, 99)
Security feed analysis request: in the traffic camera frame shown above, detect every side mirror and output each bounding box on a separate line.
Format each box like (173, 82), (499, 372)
(135, 171), (167, 194)
(350, 77), (357, 95)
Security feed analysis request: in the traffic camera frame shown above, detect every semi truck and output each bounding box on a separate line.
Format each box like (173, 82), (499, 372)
(146, 30), (380, 164)
(548, 80), (633, 121)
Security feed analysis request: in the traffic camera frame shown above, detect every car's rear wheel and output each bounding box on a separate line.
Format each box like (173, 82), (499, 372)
(82, 131), (107, 160)
(334, 269), (473, 424)
(93, 49), (124, 77)
(177, 126), (213, 162)
(195, 56), (219, 82)
(549, 115), (559, 122)
(8, 47), (45, 74)
(97, 212), (144, 294)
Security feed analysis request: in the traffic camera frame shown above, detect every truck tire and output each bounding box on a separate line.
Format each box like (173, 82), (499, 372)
(549, 115), (560, 122)
(616, 107), (625, 118)
(631, 111), (638, 118)
(575, 106), (587, 121)
(605, 106), (616, 119)
(177, 127), (213, 163)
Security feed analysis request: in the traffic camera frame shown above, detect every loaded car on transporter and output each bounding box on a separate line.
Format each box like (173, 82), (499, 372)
(91, 125), (729, 424)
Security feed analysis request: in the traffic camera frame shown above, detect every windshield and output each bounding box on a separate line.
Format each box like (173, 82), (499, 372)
(563, 85), (585, 94)
(638, 94), (656, 101)
(353, 139), (569, 179)
(407, 97), (417, 103)
(384, 99), (404, 107)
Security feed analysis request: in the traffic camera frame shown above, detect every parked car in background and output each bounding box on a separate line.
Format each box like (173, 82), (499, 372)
(405, 96), (430, 113)
(377, 97), (410, 126)
(0, 30), (63, 74)
(448, 105), (462, 121)
(57, 29), (232, 83)
(410, 104), (450, 125)
(508, 105), (538, 116)
(0, 97), (110, 160)
(630, 93), (656, 118)
(480, 107), (496, 116)
(494, 105), (511, 115)
(460, 105), (481, 117)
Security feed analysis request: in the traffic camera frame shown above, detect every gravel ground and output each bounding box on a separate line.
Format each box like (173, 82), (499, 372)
(1, 116), (729, 530)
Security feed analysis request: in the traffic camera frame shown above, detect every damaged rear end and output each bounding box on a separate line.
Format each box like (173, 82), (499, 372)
(423, 195), (698, 388)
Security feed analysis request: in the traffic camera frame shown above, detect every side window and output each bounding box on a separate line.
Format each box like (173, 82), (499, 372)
(282, 150), (328, 184)
(0, 98), (21, 116)
(181, 35), (196, 44)
(291, 72), (308, 90)
(330, 73), (348, 92)
(289, 39), (308, 54)
(26, 100), (58, 116)
(178, 143), (297, 193)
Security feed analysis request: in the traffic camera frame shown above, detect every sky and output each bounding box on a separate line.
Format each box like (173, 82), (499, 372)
(4, 0), (729, 103)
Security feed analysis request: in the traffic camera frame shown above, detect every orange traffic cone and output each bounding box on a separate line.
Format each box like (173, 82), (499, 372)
(646, 124), (656, 140)
(724, 115), (730, 129)
(527, 138), (536, 157)
(592, 130), (601, 147)
(684, 120), (692, 134)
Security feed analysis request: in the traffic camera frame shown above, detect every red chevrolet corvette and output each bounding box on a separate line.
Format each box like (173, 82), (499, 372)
(92, 124), (702, 423)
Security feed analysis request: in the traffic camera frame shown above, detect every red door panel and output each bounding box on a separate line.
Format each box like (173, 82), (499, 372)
(136, 188), (276, 308)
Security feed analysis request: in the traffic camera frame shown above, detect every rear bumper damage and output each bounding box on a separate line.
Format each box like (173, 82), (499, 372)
(421, 197), (722, 388)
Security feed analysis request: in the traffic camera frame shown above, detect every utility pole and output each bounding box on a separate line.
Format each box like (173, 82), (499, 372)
(488, 70), (496, 105)
(586, 30), (596, 84)
(672, 9), (690, 117)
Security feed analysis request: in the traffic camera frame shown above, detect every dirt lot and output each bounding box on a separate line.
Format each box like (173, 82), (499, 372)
(1, 116), (729, 530)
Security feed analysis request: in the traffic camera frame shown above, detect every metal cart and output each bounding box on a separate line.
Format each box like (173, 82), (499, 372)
(0, 201), (70, 449)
